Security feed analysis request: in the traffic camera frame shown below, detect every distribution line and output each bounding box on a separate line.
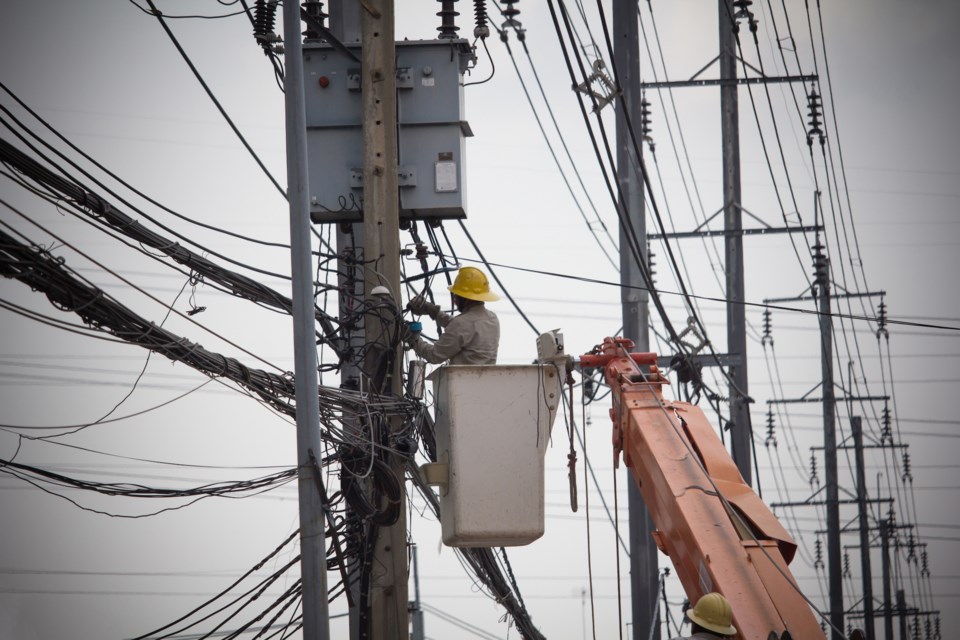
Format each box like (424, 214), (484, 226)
(442, 253), (960, 332)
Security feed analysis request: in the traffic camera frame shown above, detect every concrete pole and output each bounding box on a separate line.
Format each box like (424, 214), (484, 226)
(719, 0), (752, 487)
(852, 417), (876, 639)
(613, 2), (658, 639)
(361, 2), (408, 638)
(282, 2), (330, 638)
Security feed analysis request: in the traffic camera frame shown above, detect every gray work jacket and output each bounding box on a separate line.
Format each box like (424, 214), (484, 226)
(411, 303), (500, 365)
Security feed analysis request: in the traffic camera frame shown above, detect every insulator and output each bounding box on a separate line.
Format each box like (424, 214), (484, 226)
(254, 0), (268, 37)
(806, 87), (826, 146)
(761, 309), (773, 346)
(902, 450), (913, 483)
(500, 1), (525, 42)
(436, 0), (460, 39)
(877, 297), (889, 338)
(764, 409), (777, 448)
(472, 0), (489, 39)
(641, 94), (653, 136)
(732, 0), (758, 34)
(935, 615), (941, 639)
(912, 616), (921, 640)
(907, 532), (917, 563)
(648, 248), (657, 285)
(810, 452), (819, 487)
(926, 617), (933, 640)
(921, 548), (930, 577)
(814, 538), (824, 570)
(811, 244), (830, 301)
(881, 400), (893, 444)
(301, 1), (327, 41)
(821, 621), (828, 635)
(254, 1), (281, 55)
(843, 551), (851, 578)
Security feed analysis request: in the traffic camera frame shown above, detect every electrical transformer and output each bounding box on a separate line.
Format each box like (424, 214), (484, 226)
(303, 39), (474, 223)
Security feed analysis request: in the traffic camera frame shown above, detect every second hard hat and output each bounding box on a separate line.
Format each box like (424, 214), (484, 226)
(448, 266), (500, 302)
(686, 592), (737, 636)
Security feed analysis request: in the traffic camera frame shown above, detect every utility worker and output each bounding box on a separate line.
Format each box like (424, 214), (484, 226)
(405, 266), (500, 365)
(670, 593), (737, 639)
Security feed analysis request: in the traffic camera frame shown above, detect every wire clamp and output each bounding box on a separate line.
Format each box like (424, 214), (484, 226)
(574, 59), (620, 113)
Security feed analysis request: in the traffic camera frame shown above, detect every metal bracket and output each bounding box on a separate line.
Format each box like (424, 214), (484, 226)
(349, 165), (417, 188)
(575, 59), (620, 113)
(418, 462), (449, 492)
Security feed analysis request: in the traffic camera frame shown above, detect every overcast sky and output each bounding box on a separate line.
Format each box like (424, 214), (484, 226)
(1, 1), (958, 639)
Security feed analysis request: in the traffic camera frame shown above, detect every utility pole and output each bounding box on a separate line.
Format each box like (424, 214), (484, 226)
(644, 9), (820, 484)
(881, 517), (893, 640)
(282, 1), (330, 638)
(361, 1), (408, 638)
(896, 590), (907, 640)
(718, 0), (752, 486)
(613, 1), (658, 638)
(410, 545), (424, 640)
(813, 235), (843, 638)
(322, 5), (364, 635)
(852, 417), (876, 640)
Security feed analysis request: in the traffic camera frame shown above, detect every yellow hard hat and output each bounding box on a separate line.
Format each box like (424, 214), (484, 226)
(448, 266), (499, 302)
(686, 593), (737, 636)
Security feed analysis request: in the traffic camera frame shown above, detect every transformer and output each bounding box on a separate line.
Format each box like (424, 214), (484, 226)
(303, 39), (474, 223)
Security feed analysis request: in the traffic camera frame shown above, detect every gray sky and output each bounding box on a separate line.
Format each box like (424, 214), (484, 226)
(1, 1), (958, 638)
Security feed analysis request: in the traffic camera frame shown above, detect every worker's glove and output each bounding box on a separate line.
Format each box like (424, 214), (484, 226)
(399, 321), (421, 347)
(407, 295), (440, 319)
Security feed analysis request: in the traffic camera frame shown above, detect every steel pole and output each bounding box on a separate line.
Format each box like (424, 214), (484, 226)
(613, 2), (658, 638)
(852, 417), (876, 639)
(881, 518), (893, 640)
(719, 0), (752, 486)
(815, 238), (843, 638)
(283, 2), (330, 638)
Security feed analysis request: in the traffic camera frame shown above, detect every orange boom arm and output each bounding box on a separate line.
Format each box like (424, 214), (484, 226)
(580, 337), (824, 640)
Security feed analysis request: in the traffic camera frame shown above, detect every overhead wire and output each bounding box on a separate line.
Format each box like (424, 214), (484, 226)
(142, 0), (286, 199)
(746, 0), (936, 617)
(491, 2), (619, 270)
(551, 0), (765, 440)
(0, 81), (292, 250)
(0, 138), (347, 361)
(437, 252), (960, 333)
(138, 0), (335, 261)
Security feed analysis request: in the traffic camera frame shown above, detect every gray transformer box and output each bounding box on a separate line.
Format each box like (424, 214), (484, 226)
(303, 39), (474, 223)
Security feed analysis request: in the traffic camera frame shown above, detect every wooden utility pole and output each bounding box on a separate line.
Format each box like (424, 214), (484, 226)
(361, 1), (408, 638)
(282, 1), (331, 638)
(612, 2), (659, 638)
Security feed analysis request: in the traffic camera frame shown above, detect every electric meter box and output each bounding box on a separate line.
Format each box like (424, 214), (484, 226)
(303, 39), (473, 223)
(428, 365), (562, 547)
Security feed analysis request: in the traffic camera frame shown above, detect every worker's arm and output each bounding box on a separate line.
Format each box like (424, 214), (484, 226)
(409, 317), (466, 364)
(408, 295), (452, 329)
